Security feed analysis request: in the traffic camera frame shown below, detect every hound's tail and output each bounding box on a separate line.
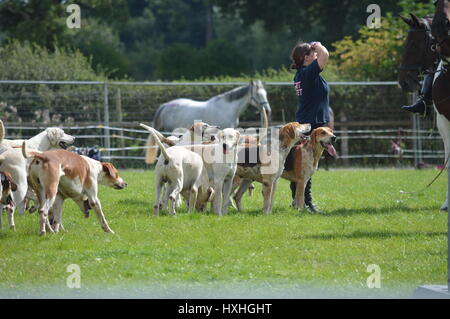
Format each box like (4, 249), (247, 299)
(21, 141), (43, 159)
(144, 126), (174, 164)
(140, 124), (171, 163)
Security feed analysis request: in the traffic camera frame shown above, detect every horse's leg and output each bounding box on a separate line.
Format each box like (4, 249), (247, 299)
(435, 111), (450, 211)
(432, 62), (449, 211)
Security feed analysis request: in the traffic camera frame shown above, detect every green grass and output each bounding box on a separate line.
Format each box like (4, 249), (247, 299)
(0, 169), (447, 298)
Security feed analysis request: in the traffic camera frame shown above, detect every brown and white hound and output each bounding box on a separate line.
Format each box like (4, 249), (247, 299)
(232, 122), (311, 214)
(0, 171), (17, 229)
(282, 127), (337, 209)
(22, 142), (127, 235)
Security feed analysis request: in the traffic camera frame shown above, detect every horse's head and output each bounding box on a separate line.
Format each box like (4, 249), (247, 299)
(398, 14), (438, 93)
(431, 0), (450, 61)
(249, 80), (272, 119)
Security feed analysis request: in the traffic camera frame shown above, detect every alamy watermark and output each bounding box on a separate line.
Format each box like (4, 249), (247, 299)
(367, 4), (381, 29)
(366, 264), (381, 288)
(66, 264), (81, 288)
(66, 4), (81, 29)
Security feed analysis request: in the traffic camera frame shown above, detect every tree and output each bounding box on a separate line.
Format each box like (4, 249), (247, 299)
(329, 0), (436, 81)
(213, 0), (430, 48)
(0, 0), (129, 48)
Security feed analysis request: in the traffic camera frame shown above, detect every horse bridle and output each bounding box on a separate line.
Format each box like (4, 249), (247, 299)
(399, 20), (437, 74)
(250, 86), (269, 109)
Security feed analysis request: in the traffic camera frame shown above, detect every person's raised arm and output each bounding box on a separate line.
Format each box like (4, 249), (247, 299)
(312, 42), (329, 70)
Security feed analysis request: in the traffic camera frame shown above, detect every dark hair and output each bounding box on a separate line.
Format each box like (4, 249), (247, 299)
(290, 42), (312, 70)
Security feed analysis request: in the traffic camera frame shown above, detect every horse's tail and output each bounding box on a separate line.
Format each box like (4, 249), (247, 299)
(257, 108), (269, 144)
(145, 134), (158, 164)
(140, 124), (171, 163)
(0, 119), (4, 144)
(153, 103), (166, 131)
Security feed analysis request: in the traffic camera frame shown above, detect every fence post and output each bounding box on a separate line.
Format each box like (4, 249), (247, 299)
(339, 112), (349, 166)
(116, 88), (125, 157)
(103, 82), (111, 160)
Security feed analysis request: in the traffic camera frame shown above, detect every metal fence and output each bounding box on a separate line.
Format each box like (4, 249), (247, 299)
(0, 80), (443, 168)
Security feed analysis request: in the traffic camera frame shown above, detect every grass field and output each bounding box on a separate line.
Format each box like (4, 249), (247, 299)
(0, 169), (447, 298)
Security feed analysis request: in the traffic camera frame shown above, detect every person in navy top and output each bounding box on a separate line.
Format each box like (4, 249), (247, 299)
(289, 41), (330, 213)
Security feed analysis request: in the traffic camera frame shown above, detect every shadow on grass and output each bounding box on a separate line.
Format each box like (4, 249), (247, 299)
(322, 205), (444, 217)
(294, 230), (447, 240)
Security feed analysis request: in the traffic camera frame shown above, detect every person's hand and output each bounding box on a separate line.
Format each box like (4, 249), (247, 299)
(311, 42), (321, 50)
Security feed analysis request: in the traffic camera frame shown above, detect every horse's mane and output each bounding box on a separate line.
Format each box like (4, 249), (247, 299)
(216, 85), (251, 103)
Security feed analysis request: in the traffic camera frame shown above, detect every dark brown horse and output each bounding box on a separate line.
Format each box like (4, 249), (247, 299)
(399, 11), (450, 210)
(398, 14), (438, 93)
(431, 0), (450, 120)
(432, 0), (450, 210)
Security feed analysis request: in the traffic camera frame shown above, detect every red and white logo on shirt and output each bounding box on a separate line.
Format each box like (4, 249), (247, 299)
(294, 81), (302, 96)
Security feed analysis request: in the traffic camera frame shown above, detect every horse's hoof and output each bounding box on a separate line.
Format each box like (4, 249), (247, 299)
(9, 225), (16, 231)
(440, 206), (448, 212)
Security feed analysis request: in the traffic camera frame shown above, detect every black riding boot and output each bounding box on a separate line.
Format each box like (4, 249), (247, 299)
(401, 74), (433, 116)
(304, 178), (320, 213)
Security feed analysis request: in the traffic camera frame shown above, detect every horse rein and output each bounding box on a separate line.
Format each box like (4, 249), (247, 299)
(400, 151), (450, 195)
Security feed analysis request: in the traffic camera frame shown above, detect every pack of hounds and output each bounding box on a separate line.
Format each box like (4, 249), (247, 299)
(0, 118), (336, 235)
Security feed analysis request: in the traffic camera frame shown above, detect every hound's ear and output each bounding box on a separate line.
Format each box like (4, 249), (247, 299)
(410, 13), (421, 26)
(399, 14), (412, 26)
(101, 162), (118, 178)
(297, 123), (311, 134)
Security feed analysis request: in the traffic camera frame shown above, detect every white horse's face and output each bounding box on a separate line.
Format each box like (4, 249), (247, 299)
(250, 81), (272, 117)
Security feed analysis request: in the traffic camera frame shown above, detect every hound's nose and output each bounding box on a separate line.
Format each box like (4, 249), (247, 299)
(331, 135), (337, 142)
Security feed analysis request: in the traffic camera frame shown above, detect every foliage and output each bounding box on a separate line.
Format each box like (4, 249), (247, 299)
(0, 40), (105, 81)
(329, 15), (405, 81)
(0, 0), (129, 48)
(155, 40), (252, 80)
(0, 0), (438, 81)
(69, 19), (130, 78)
(213, 0), (403, 47)
(328, 0), (436, 81)
(0, 41), (106, 124)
